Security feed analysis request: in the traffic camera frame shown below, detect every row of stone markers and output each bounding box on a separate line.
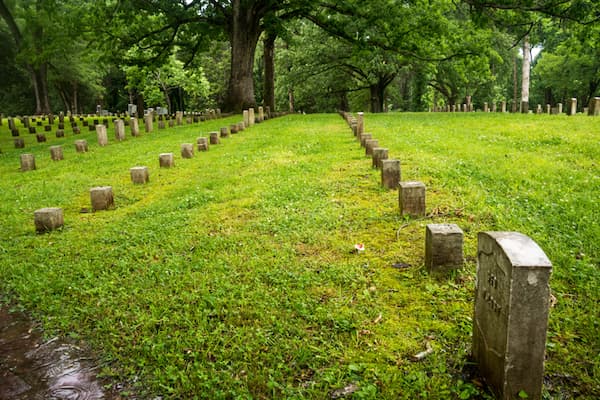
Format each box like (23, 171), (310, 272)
(32, 106), (284, 229)
(340, 111), (553, 400)
(14, 107), (241, 171)
(430, 96), (600, 115)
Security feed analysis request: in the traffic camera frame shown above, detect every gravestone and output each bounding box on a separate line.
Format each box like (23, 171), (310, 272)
(14, 138), (25, 148)
(181, 143), (194, 158)
(34, 208), (64, 233)
(399, 181), (426, 217)
(159, 153), (174, 168)
(90, 186), (114, 211)
(96, 124), (108, 146)
(220, 127), (229, 138)
(83, 120), (89, 127)
(360, 133), (372, 148)
(473, 232), (552, 400)
(11, 128), (20, 137)
(130, 118), (140, 136)
(44, 125), (51, 132)
(536, 104), (542, 114)
(75, 139), (88, 153)
(36, 134), (46, 143)
(114, 119), (125, 141)
(258, 106), (264, 122)
(243, 110), (249, 127)
(209, 131), (220, 145)
(381, 159), (400, 189)
(58, 122), (65, 130)
(29, 127), (36, 134)
(230, 124), (239, 134)
(197, 137), (209, 151)
(483, 102), (488, 112)
(144, 114), (153, 132)
(130, 166), (149, 184)
(425, 224), (464, 272)
(357, 112), (364, 137)
(8, 117), (15, 130)
(569, 98), (577, 115)
(249, 108), (255, 126)
(365, 139), (379, 156)
(168, 120), (174, 128)
(501, 101), (506, 113)
(557, 103), (563, 114)
(237, 122), (244, 132)
(492, 103), (497, 112)
(50, 145), (64, 161)
(372, 147), (388, 169)
(20, 154), (36, 171)
(128, 104), (137, 117)
(56, 129), (64, 138)
(59, 112), (64, 123)
(73, 126), (81, 135)
(176, 111), (183, 125)
(546, 104), (551, 114)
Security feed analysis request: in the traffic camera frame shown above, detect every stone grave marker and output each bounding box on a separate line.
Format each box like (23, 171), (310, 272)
(360, 133), (372, 148)
(473, 232), (552, 400)
(381, 159), (400, 189)
(44, 125), (51, 132)
(29, 127), (36, 134)
(130, 166), (149, 184)
(230, 124), (239, 134)
(90, 186), (114, 211)
(74, 139), (88, 153)
(14, 138), (25, 148)
(365, 139), (379, 156)
(237, 122), (244, 132)
(56, 129), (64, 138)
(425, 224), (464, 272)
(144, 114), (153, 132)
(357, 112), (364, 137)
(11, 128), (20, 137)
(372, 147), (388, 169)
(209, 131), (220, 145)
(130, 118), (140, 136)
(73, 126), (81, 134)
(159, 153), (174, 168)
(34, 208), (63, 233)
(399, 181), (426, 217)
(114, 119), (125, 141)
(197, 137), (209, 151)
(96, 124), (108, 146)
(20, 154), (36, 171)
(50, 145), (64, 161)
(258, 106), (264, 122)
(36, 134), (46, 143)
(220, 127), (229, 138)
(589, 97), (600, 116)
(249, 108), (255, 126)
(181, 143), (194, 158)
(569, 98), (577, 115)
(243, 110), (249, 127)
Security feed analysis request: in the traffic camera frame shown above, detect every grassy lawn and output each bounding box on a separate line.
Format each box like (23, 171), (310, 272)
(0, 112), (598, 399)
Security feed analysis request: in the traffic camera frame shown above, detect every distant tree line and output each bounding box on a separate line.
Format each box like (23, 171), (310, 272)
(0, 0), (598, 115)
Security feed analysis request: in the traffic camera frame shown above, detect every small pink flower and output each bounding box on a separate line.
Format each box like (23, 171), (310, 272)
(354, 243), (365, 252)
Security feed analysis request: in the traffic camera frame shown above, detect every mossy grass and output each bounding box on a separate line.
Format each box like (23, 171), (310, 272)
(0, 112), (597, 398)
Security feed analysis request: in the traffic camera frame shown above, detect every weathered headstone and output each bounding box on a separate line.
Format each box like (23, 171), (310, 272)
(197, 137), (209, 151)
(557, 103), (563, 114)
(130, 118), (139, 136)
(114, 119), (125, 141)
(130, 166), (149, 184)
(29, 126), (36, 134)
(74, 139), (88, 153)
(36, 134), (46, 143)
(569, 98), (577, 115)
(360, 133), (372, 148)
(44, 125), (51, 132)
(176, 111), (183, 125)
(258, 106), (264, 122)
(34, 208), (63, 233)
(220, 127), (229, 138)
(50, 145), (64, 161)
(73, 126), (81, 135)
(483, 102), (489, 112)
(209, 131), (220, 145)
(144, 114), (153, 132)
(181, 143), (194, 158)
(365, 139), (379, 156)
(356, 112), (364, 137)
(248, 108), (255, 126)
(56, 129), (64, 138)
(501, 101), (506, 113)
(243, 110), (249, 127)
(230, 124), (239, 134)
(96, 124), (108, 146)
(168, 120), (174, 128)
(11, 128), (20, 137)
(20, 154), (36, 171)
(399, 181), (426, 217)
(158, 120), (166, 129)
(90, 186), (114, 211)
(381, 159), (400, 189)
(237, 122), (244, 132)
(425, 224), (464, 272)
(546, 104), (551, 114)
(159, 153), (174, 168)
(372, 147), (388, 169)
(473, 232), (552, 400)
(14, 138), (25, 148)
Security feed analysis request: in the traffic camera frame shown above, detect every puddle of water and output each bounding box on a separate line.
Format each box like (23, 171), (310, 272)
(0, 306), (118, 400)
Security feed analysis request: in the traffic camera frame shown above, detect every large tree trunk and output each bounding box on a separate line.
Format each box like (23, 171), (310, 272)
(72, 82), (78, 114)
(521, 35), (531, 113)
(369, 83), (385, 113)
(263, 33), (276, 112)
(224, 0), (262, 112)
(39, 62), (51, 114)
(27, 65), (43, 114)
(512, 53), (518, 112)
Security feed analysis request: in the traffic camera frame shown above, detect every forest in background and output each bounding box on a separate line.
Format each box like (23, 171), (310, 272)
(0, 0), (599, 115)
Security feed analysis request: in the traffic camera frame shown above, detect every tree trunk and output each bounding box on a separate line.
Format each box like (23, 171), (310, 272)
(39, 62), (51, 114)
(224, 0), (262, 112)
(288, 88), (295, 113)
(512, 53), (518, 113)
(521, 35), (531, 113)
(263, 33), (276, 112)
(369, 83), (385, 113)
(27, 65), (42, 114)
(72, 82), (78, 114)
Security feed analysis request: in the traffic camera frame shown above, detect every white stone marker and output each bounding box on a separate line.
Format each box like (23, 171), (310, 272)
(75, 139), (88, 153)
(20, 154), (36, 171)
(130, 166), (149, 184)
(473, 232), (552, 400)
(50, 145), (64, 161)
(248, 108), (255, 126)
(130, 118), (140, 136)
(114, 119), (125, 141)
(159, 153), (174, 168)
(96, 124), (108, 146)
(181, 143), (194, 158)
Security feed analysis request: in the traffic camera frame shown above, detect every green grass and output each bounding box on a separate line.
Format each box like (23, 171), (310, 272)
(0, 112), (598, 399)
